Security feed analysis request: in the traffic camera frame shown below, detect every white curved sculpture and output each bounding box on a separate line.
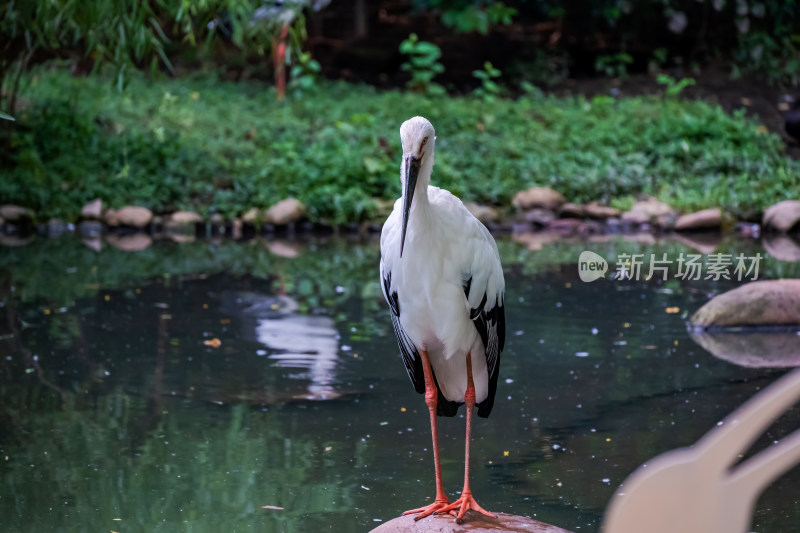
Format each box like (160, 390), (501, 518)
(603, 369), (800, 533)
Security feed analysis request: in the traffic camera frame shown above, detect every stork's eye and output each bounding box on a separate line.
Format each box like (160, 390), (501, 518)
(421, 137), (428, 147)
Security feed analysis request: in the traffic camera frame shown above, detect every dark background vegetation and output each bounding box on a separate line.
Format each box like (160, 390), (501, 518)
(1, 0), (799, 223)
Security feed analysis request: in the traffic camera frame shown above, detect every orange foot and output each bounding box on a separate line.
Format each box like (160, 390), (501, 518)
(403, 497), (456, 521)
(440, 490), (495, 523)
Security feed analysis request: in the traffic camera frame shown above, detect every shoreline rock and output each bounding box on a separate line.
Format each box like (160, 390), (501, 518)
(106, 206), (153, 228)
(81, 199), (103, 219)
(621, 198), (675, 228)
(1, 198), (798, 248)
(512, 187), (566, 211)
(675, 208), (722, 232)
(265, 198), (306, 225)
(763, 200), (800, 233)
(0, 204), (35, 223)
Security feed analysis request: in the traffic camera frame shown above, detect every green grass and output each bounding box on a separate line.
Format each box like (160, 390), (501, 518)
(3, 68), (799, 223)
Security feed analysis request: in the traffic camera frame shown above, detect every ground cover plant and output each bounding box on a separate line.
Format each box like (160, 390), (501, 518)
(2, 68), (798, 223)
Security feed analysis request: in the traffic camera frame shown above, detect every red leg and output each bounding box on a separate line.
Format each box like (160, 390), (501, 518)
(403, 349), (454, 520)
(441, 352), (496, 523)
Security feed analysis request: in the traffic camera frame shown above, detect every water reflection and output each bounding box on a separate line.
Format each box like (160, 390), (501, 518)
(691, 330), (800, 368)
(229, 292), (342, 400)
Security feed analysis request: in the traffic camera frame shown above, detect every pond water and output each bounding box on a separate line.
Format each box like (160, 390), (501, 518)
(1, 232), (799, 532)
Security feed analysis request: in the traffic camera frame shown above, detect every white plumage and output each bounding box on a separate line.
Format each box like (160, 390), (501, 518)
(380, 186), (504, 405)
(379, 116), (506, 521)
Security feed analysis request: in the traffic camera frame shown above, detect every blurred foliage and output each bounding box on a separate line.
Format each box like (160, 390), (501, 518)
(288, 51), (321, 95)
(399, 33), (446, 95)
(472, 61), (503, 101)
(595, 53), (634, 79)
(0, 0), (313, 120)
(413, 0), (518, 34)
(2, 69), (799, 223)
(657, 74), (697, 97)
(468, 0), (800, 85)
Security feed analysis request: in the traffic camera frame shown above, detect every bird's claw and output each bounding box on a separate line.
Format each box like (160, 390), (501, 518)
(440, 490), (495, 523)
(403, 498), (457, 520)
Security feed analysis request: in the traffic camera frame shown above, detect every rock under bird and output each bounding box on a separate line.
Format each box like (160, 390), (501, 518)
(379, 116), (506, 522)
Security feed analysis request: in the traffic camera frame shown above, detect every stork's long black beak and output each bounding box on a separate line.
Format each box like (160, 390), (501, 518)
(400, 155), (420, 258)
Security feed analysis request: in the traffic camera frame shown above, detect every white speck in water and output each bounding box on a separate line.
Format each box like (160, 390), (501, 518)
(373, 519), (382, 522)
(556, 302), (562, 307)
(341, 345), (352, 351)
(335, 286), (346, 294)
(553, 444), (561, 450)
(717, 421), (724, 426)
(104, 371), (110, 376)
(361, 485), (370, 490)
(514, 330), (524, 336)
(614, 340), (627, 345)
(591, 328), (598, 335)
(505, 378), (514, 384)
(602, 478), (611, 483)
(575, 352), (589, 358)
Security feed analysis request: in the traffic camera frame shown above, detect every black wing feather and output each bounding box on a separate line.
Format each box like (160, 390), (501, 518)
(464, 277), (505, 418)
(383, 268), (460, 416)
(382, 270), (424, 394)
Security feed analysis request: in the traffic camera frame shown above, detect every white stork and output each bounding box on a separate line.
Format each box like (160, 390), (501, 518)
(379, 116), (506, 522)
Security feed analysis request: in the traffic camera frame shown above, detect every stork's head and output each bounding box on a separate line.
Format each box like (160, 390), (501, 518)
(398, 116), (436, 258)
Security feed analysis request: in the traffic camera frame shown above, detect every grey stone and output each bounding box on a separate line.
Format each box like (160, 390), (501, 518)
(0, 204), (34, 222)
(81, 199), (103, 219)
(690, 279), (800, 329)
(763, 200), (800, 233)
(512, 187), (566, 211)
(265, 198), (305, 225)
(675, 208), (722, 231)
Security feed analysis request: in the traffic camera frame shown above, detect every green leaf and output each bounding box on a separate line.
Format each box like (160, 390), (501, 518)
(363, 156), (385, 174)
